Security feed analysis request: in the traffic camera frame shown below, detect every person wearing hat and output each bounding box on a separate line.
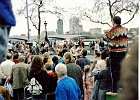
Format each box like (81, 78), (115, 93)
(103, 16), (128, 93)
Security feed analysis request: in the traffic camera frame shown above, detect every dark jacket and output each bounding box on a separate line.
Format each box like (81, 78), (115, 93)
(47, 71), (57, 93)
(66, 63), (83, 95)
(76, 56), (90, 71)
(95, 68), (112, 90)
(29, 70), (50, 93)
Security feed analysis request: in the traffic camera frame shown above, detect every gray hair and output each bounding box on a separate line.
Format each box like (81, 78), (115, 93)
(18, 55), (25, 62)
(55, 63), (67, 76)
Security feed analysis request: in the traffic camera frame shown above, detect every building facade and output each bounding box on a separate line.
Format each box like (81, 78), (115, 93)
(57, 19), (63, 35)
(69, 16), (83, 35)
(90, 28), (102, 35)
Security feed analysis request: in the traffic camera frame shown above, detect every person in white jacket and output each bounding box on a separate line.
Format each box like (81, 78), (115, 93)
(0, 52), (15, 85)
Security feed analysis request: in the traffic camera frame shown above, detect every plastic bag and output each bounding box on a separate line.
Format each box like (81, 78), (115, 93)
(4, 82), (13, 97)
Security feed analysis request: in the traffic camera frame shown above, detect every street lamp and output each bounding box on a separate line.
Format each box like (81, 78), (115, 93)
(44, 21), (47, 30)
(44, 21), (48, 43)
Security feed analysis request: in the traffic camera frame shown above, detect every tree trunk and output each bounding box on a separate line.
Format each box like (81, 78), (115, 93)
(38, 6), (41, 53)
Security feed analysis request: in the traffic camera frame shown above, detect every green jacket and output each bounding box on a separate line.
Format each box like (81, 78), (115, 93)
(12, 62), (29, 89)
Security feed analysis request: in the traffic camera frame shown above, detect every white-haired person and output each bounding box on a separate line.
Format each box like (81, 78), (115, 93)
(90, 60), (112, 100)
(55, 63), (81, 100)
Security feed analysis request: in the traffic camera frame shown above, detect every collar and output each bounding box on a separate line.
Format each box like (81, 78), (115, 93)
(47, 70), (53, 73)
(112, 24), (122, 29)
(81, 56), (86, 58)
(57, 75), (67, 83)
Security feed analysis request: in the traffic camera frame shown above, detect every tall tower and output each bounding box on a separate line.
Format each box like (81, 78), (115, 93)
(69, 16), (83, 34)
(57, 18), (63, 35)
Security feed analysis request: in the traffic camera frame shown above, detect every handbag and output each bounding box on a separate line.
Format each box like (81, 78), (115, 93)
(4, 82), (13, 97)
(27, 78), (43, 95)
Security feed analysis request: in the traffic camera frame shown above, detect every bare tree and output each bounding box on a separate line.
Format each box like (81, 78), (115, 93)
(78, 0), (139, 27)
(17, 0), (64, 49)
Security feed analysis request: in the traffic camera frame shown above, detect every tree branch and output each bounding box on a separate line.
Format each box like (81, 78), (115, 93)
(122, 4), (139, 25)
(111, 0), (121, 7)
(85, 13), (112, 27)
(40, 10), (62, 15)
(107, 0), (113, 19)
(108, 0), (122, 19)
(28, 16), (38, 30)
(116, 8), (132, 14)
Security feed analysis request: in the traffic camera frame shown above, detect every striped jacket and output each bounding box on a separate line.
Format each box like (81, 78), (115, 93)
(103, 25), (128, 52)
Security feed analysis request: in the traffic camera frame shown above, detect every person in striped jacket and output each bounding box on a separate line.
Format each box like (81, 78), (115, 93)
(103, 16), (128, 93)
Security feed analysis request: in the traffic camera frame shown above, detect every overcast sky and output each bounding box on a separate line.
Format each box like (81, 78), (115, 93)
(10, 0), (139, 36)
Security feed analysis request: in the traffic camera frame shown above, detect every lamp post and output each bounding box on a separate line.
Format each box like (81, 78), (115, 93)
(44, 21), (48, 42)
(26, 0), (30, 42)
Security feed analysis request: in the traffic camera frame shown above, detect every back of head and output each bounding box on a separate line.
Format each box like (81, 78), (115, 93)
(6, 52), (12, 60)
(13, 53), (19, 59)
(43, 52), (50, 64)
(45, 63), (52, 71)
(62, 48), (68, 55)
(95, 52), (100, 57)
(18, 55), (25, 62)
(64, 52), (74, 63)
(96, 60), (106, 70)
(52, 56), (58, 64)
(43, 52), (49, 59)
(58, 50), (63, 57)
(31, 55), (44, 71)
(112, 16), (121, 25)
(55, 63), (67, 76)
(82, 49), (87, 56)
(84, 65), (91, 73)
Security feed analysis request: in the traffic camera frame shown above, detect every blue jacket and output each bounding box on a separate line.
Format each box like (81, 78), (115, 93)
(0, 0), (16, 26)
(58, 57), (64, 64)
(55, 77), (81, 100)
